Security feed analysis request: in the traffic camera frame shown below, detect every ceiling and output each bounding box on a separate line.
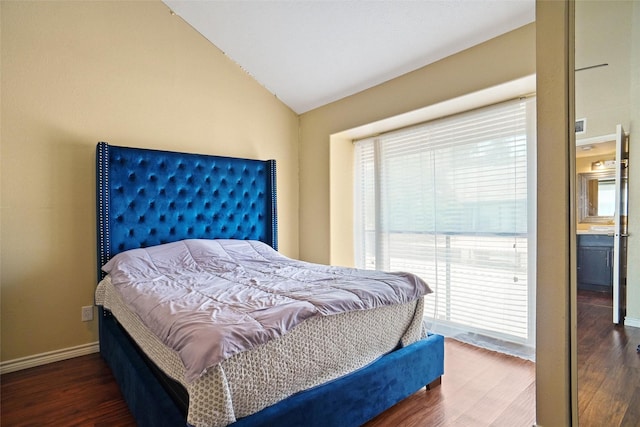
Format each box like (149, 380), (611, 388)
(576, 140), (617, 159)
(163, 0), (535, 114)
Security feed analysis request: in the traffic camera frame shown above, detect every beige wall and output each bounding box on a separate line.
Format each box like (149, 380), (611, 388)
(299, 9), (574, 424)
(626, 0), (640, 324)
(575, 0), (633, 138)
(575, 0), (640, 325)
(299, 23), (536, 265)
(535, 2), (575, 425)
(0, 1), (299, 362)
(0, 1), (581, 423)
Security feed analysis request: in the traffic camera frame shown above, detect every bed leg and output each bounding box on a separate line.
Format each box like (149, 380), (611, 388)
(426, 376), (442, 390)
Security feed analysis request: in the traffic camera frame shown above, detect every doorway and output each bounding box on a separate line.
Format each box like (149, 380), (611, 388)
(575, 125), (628, 323)
(575, 1), (639, 425)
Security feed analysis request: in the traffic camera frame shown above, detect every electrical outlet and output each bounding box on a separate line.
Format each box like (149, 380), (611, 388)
(81, 305), (94, 322)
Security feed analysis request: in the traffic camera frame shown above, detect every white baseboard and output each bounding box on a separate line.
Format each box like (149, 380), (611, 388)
(0, 342), (99, 375)
(624, 317), (640, 328)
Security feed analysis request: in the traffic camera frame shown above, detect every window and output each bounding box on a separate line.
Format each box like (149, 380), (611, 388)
(354, 97), (536, 354)
(596, 179), (616, 216)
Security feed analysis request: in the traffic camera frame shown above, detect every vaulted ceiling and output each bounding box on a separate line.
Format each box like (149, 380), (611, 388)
(163, 1), (535, 114)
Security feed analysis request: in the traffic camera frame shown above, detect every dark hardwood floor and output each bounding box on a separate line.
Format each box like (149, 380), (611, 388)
(363, 340), (535, 427)
(1, 291), (638, 426)
(1, 341), (535, 427)
(0, 352), (135, 427)
(577, 290), (640, 427)
(0, 340), (535, 427)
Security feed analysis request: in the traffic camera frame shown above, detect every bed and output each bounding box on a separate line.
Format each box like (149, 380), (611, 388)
(95, 141), (444, 427)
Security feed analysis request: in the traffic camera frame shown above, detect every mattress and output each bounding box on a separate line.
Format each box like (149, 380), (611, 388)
(100, 239), (431, 379)
(96, 278), (426, 427)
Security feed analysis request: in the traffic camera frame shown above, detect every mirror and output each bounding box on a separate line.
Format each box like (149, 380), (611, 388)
(578, 169), (627, 224)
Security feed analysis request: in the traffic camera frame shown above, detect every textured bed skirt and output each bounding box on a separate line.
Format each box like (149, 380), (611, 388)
(96, 278), (426, 427)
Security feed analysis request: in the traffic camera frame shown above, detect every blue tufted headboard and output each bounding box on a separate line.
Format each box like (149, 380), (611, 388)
(96, 142), (277, 279)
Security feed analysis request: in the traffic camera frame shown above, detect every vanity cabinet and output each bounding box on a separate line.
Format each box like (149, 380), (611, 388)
(577, 234), (614, 292)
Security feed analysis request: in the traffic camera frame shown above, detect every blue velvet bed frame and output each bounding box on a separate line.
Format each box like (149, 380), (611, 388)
(95, 142), (444, 427)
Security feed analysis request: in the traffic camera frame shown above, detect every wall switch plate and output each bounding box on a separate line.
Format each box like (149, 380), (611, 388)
(81, 305), (94, 322)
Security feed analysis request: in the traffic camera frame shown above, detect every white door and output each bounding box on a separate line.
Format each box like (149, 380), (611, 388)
(613, 124), (628, 324)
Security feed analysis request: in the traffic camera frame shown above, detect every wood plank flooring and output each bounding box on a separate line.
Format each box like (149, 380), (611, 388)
(1, 339), (535, 427)
(1, 352), (135, 426)
(2, 290), (638, 426)
(577, 290), (640, 427)
(363, 340), (535, 427)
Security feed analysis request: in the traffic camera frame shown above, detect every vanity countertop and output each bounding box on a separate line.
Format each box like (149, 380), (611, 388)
(577, 226), (615, 235)
(577, 230), (614, 235)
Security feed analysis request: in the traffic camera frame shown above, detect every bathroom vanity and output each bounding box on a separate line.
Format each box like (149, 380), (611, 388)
(577, 232), (614, 292)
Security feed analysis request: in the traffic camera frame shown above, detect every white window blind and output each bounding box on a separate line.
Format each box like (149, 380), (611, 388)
(354, 97), (536, 351)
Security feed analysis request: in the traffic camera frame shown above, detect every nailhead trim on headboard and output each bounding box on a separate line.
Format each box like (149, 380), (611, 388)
(96, 142), (111, 280)
(95, 142), (278, 281)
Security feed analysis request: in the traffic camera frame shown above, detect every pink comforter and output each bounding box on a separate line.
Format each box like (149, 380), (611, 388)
(102, 239), (431, 382)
